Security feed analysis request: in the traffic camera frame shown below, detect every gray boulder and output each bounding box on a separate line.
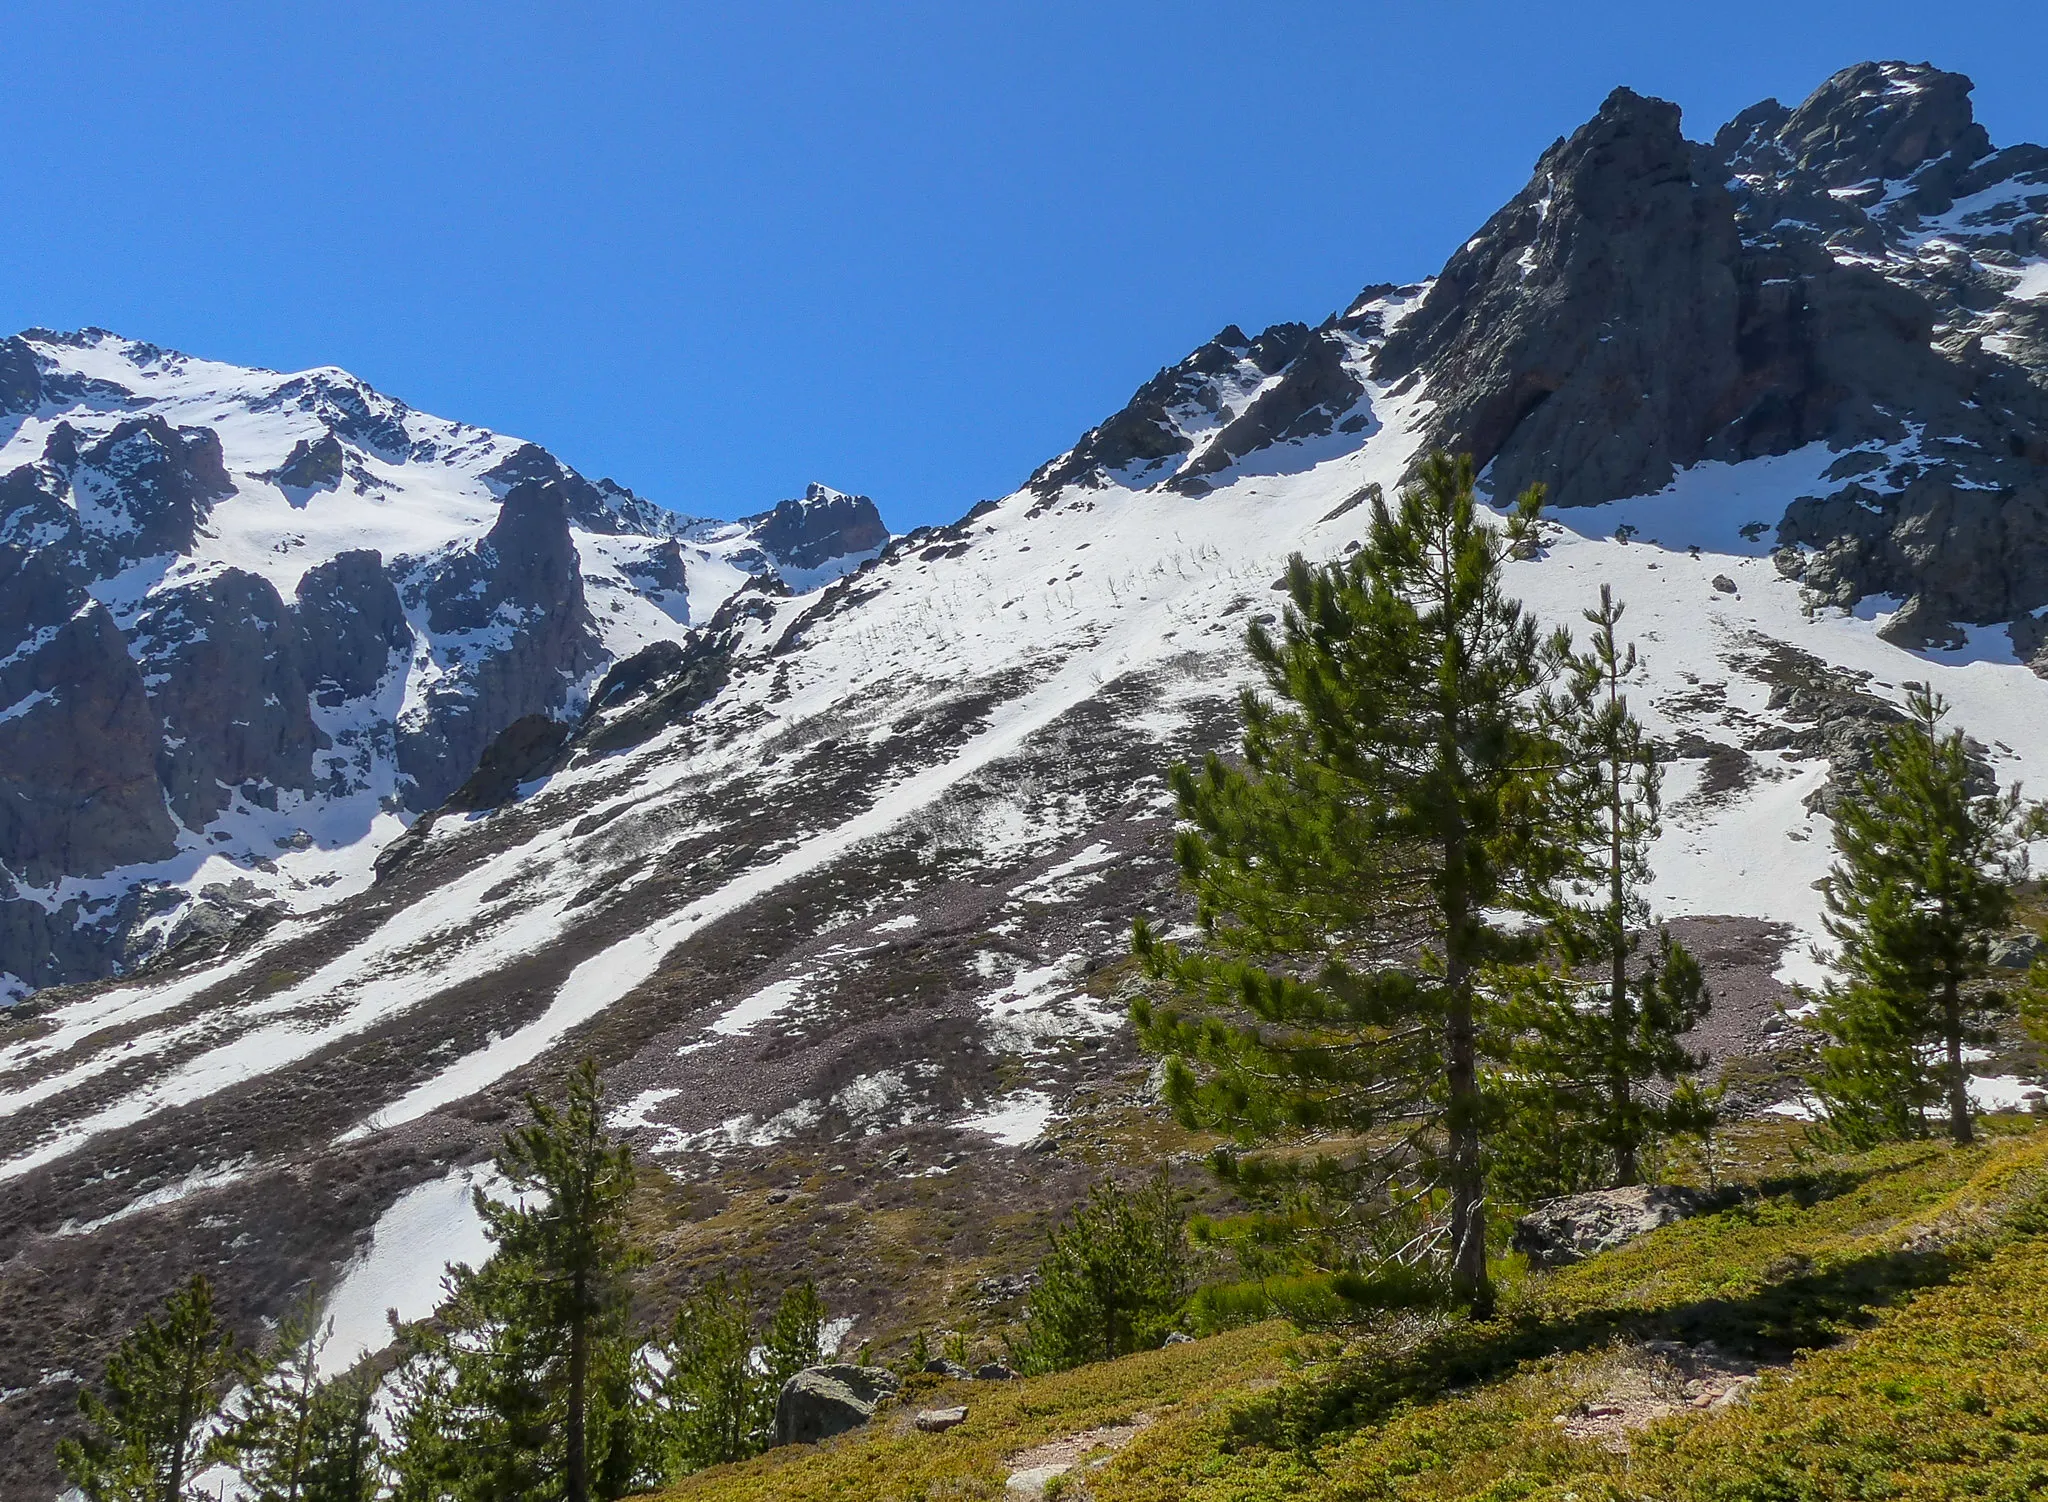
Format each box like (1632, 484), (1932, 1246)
(1990, 932), (2043, 970)
(1512, 1184), (1720, 1269)
(773, 1364), (901, 1447)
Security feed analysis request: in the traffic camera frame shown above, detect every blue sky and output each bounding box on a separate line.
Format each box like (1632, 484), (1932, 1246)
(2, 2), (2043, 530)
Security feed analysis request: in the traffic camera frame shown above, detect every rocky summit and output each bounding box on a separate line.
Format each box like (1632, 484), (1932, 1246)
(0, 332), (887, 999)
(2, 59), (2047, 1499)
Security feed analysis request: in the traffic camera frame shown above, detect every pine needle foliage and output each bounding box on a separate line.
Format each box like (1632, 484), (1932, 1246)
(655, 1275), (826, 1476)
(1132, 452), (1567, 1316)
(411, 1056), (645, 1502)
(219, 1287), (339, 1502)
(1808, 689), (2042, 1146)
(1012, 1173), (1192, 1374)
(295, 1369), (383, 1502)
(1498, 585), (1714, 1196)
(57, 1273), (240, 1502)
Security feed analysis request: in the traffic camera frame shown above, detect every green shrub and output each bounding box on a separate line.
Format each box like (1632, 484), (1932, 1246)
(1013, 1173), (1192, 1374)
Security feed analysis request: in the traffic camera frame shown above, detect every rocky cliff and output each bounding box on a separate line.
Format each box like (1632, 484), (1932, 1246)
(0, 333), (889, 998)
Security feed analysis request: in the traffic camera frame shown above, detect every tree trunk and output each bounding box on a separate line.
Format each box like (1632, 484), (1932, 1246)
(1943, 977), (1974, 1146)
(1610, 761), (1636, 1187)
(1442, 890), (1491, 1316)
(567, 1288), (590, 1502)
(164, 1379), (193, 1502)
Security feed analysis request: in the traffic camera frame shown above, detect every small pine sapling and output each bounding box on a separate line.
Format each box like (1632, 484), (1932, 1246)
(1807, 689), (2042, 1145)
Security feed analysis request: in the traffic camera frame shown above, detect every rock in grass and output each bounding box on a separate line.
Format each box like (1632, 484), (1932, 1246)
(1512, 1185), (1722, 1269)
(975, 1362), (1019, 1381)
(915, 1406), (969, 1432)
(774, 1364), (902, 1446)
(1989, 932), (2042, 970)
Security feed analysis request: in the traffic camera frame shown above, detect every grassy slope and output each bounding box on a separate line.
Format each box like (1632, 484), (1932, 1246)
(662, 1122), (2048, 1502)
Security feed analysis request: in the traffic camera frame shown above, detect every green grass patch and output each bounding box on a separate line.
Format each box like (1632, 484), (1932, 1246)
(659, 1123), (2048, 1501)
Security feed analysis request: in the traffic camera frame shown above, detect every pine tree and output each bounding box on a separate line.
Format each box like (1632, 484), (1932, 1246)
(756, 1280), (825, 1438)
(1013, 1173), (1191, 1374)
(296, 1370), (383, 1502)
(656, 1274), (759, 1473)
(432, 1056), (644, 1501)
(1501, 586), (1714, 1194)
(1808, 689), (2039, 1145)
(58, 1274), (240, 1502)
(219, 1287), (328, 1502)
(1133, 452), (1566, 1316)
(654, 1274), (830, 1475)
(383, 1341), (462, 1502)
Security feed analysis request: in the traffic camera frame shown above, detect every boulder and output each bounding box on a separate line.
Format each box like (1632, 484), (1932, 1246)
(974, 1363), (1019, 1382)
(915, 1406), (968, 1433)
(1990, 932), (2043, 970)
(1512, 1184), (1721, 1269)
(922, 1358), (970, 1378)
(774, 1364), (901, 1447)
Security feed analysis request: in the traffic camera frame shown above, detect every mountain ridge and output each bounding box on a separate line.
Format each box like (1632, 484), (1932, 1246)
(2, 58), (2047, 1500)
(0, 328), (889, 999)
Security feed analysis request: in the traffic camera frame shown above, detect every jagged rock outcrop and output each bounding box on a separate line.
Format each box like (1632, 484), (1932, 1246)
(743, 484), (889, 572)
(64, 416), (235, 565)
(1166, 328), (1368, 495)
(1029, 320), (1371, 497)
(135, 569), (323, 828)
(0, 549), (176, 883)
(265, 432), (346, 492)
(294, 550), (411, 703)
(397, 479), (602, 809)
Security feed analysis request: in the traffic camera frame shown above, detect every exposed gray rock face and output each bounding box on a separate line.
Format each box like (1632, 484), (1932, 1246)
(0, 335), (42, 413)
(773, 1364), (900, 1447)
(133, 569), (323, 829)
(294, 550), (410, 704)
(1030, 64), (2048, 657)
(0, 330), (898, 1002)
(481, 440), (693, 537)
(264, 432), (346, 492)
(1029, 320), (1371, 498)
(0, 548), (176, 884)
(1166, 329), (1367, 495)
(441, 714), (575, 813)
(1355, 64), (2048, 651)
(1512, 1184), (1723, 1269)
(397, 479), (602, 809)
(743, 484), (889, 572)
(1990, 932), (2043, 970)
(63, 416), (235, 565)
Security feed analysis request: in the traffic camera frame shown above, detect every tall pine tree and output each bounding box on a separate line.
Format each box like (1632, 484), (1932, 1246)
(1133, 452), (1567, 1315)
(655, 1275), (826, 1476)
(428, 1056), (644, 1501)
(296, 1369), (383, 1502)
(58, 1274), (240, 1502)
(1808, 688), (2040, 1145)
(1502, 586), (1714, 1194)
(219, 1287), (329, 1502)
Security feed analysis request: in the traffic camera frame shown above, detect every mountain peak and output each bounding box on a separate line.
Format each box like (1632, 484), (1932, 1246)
(1776, 60), (1987, 187)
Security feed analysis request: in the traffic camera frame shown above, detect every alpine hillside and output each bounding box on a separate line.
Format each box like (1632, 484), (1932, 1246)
(4, 59), (2048, 1499)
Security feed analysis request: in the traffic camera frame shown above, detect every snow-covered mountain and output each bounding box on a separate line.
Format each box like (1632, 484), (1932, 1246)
(0, 330), (887, 999)
(3, 59), (2047, 1497)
